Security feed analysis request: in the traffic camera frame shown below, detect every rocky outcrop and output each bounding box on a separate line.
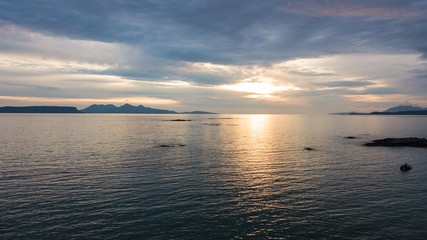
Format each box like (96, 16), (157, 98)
(400, 163), (412, 171)
(364, 137), (427, 147)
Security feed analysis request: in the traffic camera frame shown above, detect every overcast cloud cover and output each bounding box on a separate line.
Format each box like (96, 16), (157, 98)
(0, 0), (426, 113)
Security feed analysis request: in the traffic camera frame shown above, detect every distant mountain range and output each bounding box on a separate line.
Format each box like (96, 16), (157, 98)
(4, 104), (424, 115)
(0, 104), (215, 114)
(331, 105), (427, 115)
(80, 104), (215, 114)
(81, 104), (177, 114)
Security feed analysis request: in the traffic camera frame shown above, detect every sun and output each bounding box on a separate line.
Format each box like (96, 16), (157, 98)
(219, 77), (299, 98)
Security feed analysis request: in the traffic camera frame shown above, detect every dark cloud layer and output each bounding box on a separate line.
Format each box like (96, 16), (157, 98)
(1, 0), (426, 64)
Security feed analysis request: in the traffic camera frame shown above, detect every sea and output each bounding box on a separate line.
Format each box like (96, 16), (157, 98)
(0, 114), (426, 239)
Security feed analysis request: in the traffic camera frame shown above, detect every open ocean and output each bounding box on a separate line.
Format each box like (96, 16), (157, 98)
(1, 114), (426, 239)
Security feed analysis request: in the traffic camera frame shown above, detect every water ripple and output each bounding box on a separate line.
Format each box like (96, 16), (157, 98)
(1, 114), (426, 239)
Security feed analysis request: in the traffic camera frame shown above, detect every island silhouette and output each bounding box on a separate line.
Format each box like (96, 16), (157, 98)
(0, 104), (215, 114)
(331, 105), (427, 115)
(0, 106), (80, 113)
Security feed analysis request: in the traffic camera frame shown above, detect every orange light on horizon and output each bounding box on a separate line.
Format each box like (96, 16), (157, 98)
(0, 96), (179, 106)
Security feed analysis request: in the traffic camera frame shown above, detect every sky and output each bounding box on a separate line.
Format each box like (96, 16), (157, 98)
(0, 0), (426, 113)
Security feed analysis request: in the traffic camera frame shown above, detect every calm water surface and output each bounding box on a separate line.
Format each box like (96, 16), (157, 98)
(1, 114), (426, 239)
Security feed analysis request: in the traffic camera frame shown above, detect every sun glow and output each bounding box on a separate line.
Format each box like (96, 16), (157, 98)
(219, 77), (299, 98)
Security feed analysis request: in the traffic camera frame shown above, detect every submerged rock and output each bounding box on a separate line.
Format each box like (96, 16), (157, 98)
(157, 144), (172, 147)
(156, 144), (186, 148)
(364, 137), (427, 147)
(346, 136), (357, 139)
(400, 163), (412, 171)
(163, 119), (192, 121)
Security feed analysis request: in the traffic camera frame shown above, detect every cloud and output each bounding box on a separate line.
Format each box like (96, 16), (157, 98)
(282, 1), (420, 18)
(1, 0), (427, 64)
(2, 82), (60, 91)
(314, 80), (375, 88)
(0, 53), (114, 73)
(0, 0), (427, 112)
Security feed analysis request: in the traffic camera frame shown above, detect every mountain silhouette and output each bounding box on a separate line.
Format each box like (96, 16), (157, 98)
(80, 104), (178, 114)
(0, 104), (216, 114)
(383, 105), (426, 113)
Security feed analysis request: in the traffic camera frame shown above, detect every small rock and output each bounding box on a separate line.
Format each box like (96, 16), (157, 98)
(157, 144), (173, 148)
(400, 163), (412, 171)
(304, 147), (315, 151)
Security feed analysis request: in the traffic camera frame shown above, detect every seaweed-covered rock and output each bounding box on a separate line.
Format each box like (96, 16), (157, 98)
(364, 137), (427, 147)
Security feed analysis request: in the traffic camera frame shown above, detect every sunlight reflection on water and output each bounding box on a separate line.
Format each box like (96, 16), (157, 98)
(0, 114), (426, 239)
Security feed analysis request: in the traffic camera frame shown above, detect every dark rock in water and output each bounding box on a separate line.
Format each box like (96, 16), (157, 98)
(304, 147), (315, 151)
(157, 144), (173, 148)
(400, 163), (412, 171)
(364, 137), (427, 147)
(346, 136), (357, 139)
(163, 119), (192, 121)
(156, 144), (186, 148)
